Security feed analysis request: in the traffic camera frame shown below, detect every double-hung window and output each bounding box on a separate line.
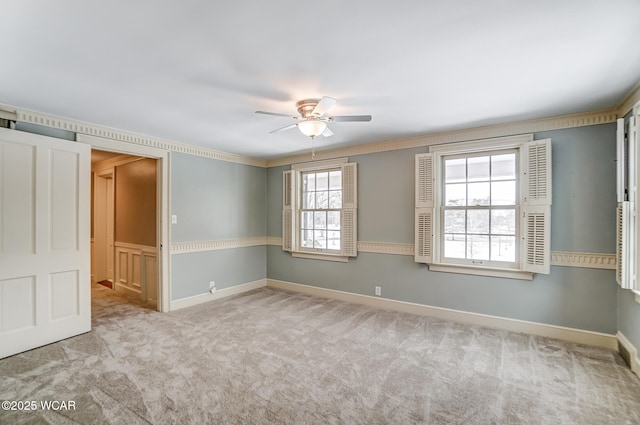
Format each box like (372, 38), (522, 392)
(415, 135), (552, 280)
(282, 158), (357, 261)
(441, 150), (518, 267)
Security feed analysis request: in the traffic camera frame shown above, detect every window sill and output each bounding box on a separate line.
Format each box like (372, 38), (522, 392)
(292, 252), (349, 263)
(428, 263), (534, 280)
(633, 290), (640, 305)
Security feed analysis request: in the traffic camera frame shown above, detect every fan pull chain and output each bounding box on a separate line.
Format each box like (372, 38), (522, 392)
(311, 137), (316, 161)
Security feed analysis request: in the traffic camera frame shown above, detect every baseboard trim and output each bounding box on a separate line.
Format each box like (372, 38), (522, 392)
(169, 279), (267, 311)
(266, 279), (617, 350)
(617, 331), (640, 377)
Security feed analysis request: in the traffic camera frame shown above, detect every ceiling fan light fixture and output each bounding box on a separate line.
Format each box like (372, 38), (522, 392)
(297, 120), (326, 138)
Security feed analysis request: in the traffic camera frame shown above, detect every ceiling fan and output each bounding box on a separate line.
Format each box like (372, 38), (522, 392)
(255, 96), (372, 139)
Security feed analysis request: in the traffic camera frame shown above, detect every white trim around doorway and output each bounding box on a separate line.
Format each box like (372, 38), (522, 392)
(77, 134), (171, 313)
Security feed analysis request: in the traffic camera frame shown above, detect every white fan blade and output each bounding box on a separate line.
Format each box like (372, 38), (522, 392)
(330, 115), (372, 122)
(256, 111), (297, 119)
(269, 124), (297, 133)
(322, 126), (334, 138)
(311, 96), (336, 116)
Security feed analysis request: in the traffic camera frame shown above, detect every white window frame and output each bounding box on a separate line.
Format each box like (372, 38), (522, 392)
(282, 157), (357, 262)
(415, 134), (552, 280)
(439, 148), (520, 269)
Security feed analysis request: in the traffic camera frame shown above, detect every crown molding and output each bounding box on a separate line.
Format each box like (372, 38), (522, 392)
(266, 108), (618, 167)
(0, 103), (266, 168)
(617, 82), (640, 118)
(5, 79), (638, 170)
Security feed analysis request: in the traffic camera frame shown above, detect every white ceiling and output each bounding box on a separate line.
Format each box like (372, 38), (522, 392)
(1, 1), (639, 160)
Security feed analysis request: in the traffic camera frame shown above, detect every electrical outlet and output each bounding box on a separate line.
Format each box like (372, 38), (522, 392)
(375, 286), (381, 296)
(209, 281), (216, 294)
(171, 214), (178, 224)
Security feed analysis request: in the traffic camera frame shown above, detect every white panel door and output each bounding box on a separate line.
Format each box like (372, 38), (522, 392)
(0, 127), (91, 359)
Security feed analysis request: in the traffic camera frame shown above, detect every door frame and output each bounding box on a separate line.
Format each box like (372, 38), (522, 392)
(78, 134), (170, 312)
(93, 168), (115, 284)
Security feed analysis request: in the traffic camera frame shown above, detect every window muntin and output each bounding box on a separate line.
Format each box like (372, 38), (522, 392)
(300, 169), (342, 252)
(441, 150), (518, 267)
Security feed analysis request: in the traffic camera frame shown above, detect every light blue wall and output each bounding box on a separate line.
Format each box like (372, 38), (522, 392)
(170, 152), (267, 300)
(171, 152), (266, 242)
(266, 124), (619, 334)
(171, 246), (266, 299)
(268, 247), (616, 332)
(537, 125), (616, 252)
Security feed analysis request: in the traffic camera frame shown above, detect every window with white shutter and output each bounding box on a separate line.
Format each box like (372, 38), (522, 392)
(415, 154), (435, 263)
(283, 158), (357, 262)
(282, 170), (293, 252)
(415, 135), (551, 279)
(617, 112), (640, 292)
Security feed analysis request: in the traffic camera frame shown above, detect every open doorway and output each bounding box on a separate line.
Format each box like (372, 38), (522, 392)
(91, 150), (159, 309)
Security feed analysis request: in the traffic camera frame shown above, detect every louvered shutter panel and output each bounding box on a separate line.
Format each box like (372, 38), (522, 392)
(617, 202), (635, 289)
(282, 170), (293, 252)
(415, 210), (433, 263)
(522, 139), (551, 274)
(415, 154), (435, 208)
(522, 205), (550, 274)
(283, 170), (293, 209)
(617, 119), (626, 203)
(282, 210), (293, 252)
(341, 209), (357, 256)
(617, 203), (623, 285)
(342, 163), (357, 209)
(415, 153), (435, 263)
(341, 163), (357, 256)
(523, 139), (552, 206)
(630, 116), (637, 203)
(632, 115), (640, 291)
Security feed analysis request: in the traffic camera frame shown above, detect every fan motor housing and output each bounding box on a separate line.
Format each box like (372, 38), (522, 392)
(296, 99), (321, 118)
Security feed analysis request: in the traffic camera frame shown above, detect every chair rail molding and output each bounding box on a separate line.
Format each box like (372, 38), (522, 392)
(268, 236), (615, 270)
(550, 252), (616, 270)
(171, 237), (268, 254)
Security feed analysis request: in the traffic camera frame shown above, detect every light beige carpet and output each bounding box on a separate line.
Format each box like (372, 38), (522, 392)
(1, 284), (639, 424)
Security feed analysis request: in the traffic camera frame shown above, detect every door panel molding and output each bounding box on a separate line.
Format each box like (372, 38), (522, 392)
(0, 127), (90, 359)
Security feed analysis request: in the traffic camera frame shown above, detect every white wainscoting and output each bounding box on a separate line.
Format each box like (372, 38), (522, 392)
(114, 241), (157, 306)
